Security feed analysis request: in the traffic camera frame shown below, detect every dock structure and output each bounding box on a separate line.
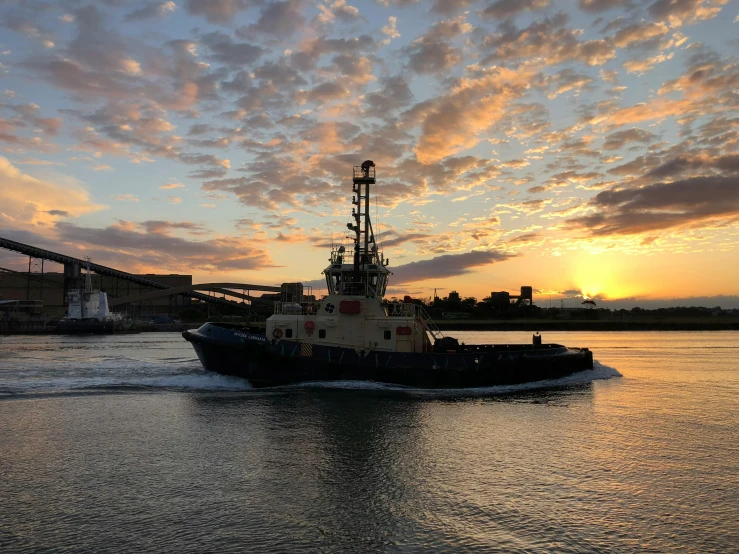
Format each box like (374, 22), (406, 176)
(0, 235), (292, 317)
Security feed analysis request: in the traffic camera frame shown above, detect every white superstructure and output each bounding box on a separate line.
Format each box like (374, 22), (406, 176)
(63, 259), (123, 323)
(265, 162), (442, 353)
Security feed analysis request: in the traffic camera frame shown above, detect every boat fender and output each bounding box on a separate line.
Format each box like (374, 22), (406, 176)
(304, 320), (315, 331)
(273, 328), (283, 339)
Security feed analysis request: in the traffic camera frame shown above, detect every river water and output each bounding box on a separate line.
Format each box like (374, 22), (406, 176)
(0, 331), (737, 553)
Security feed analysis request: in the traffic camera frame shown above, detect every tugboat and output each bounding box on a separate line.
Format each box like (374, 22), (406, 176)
(57, 259), (132, 334)
(183, 162), (593, 388)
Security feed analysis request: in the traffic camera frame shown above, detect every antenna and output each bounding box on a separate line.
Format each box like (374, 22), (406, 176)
(84, 256), (92, 293)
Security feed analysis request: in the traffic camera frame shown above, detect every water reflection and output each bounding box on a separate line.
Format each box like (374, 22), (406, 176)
(188, 390), (427, 550)
(183, 383), (600, 551)
(3, 331), (738, 552)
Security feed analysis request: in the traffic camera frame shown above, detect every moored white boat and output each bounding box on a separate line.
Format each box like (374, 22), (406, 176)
(58, 259), (132, 334)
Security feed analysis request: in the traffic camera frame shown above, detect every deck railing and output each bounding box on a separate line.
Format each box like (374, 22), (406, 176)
(384, 303), (444, 340)
(273, 301), (319, 315)
(272, 300), (444, 340)
(383, 302), (419, 317)
(353, 166), (375, 180)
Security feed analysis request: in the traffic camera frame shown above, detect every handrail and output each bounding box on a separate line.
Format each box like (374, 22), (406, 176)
(418, 304), (444, 340)
(273, 301), (320, 315)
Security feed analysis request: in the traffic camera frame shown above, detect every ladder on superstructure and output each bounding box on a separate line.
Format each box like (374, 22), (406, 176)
(418, 304), (443, 341)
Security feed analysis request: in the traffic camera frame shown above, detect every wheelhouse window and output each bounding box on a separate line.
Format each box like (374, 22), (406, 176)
(324, 266), (389, 297)
(384, 330), (391, 340)
(319, 329), (326, 339)
(285, 328), (293, 338)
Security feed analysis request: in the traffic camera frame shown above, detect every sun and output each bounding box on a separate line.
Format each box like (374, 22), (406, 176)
(571, 256), (645, 301)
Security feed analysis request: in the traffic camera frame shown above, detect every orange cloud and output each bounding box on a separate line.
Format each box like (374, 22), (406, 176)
(0, 156), (106, 227)
(414, 65), (535, 164)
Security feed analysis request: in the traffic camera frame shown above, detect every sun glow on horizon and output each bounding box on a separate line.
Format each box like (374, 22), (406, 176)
(571, 256), (647, 301)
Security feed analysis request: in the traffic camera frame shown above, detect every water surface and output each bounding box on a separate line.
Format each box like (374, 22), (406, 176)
(1, 331), (737, 552)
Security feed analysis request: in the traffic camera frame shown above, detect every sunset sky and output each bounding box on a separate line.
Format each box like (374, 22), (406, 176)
(1, 0), (738, 309)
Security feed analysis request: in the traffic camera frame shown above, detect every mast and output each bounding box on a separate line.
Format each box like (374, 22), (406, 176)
(349, 160), (377, 272)
(84, 257), (92, 293)
(83, 257), (92, 319)
(324, 161), (389, 298)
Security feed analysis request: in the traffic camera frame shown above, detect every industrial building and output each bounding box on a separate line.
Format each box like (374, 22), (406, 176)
(0, 271), (192, 318)
(490, 286), (534, 310)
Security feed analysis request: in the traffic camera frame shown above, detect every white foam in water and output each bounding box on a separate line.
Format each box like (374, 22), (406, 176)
(2, 361), (618, 396)
(3, 372), (253, 393)
(135, 373), (254, 390)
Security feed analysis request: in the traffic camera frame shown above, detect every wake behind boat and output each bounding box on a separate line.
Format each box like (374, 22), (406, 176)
(183, 162), (593, 388)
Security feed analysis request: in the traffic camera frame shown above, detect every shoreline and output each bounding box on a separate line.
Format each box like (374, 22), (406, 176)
(435, 320), (739, 331)
(3, 320), (739, 335)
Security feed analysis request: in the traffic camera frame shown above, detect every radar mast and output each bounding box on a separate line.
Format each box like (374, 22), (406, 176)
(324, 161), (390, 298)
(348, 160), (382, 271)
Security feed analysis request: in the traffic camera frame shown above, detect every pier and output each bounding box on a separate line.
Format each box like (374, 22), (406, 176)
(0, 236), (298, 327)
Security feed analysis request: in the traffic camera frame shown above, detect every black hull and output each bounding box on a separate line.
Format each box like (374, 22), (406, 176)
(183, 323), (594, 389)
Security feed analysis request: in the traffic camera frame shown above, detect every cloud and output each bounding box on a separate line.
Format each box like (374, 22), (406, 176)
(578, 0), (630, 11)
(377, 230), (432, 249)
(431, 0), (476, 15)
(178, 153), (230, 168)
(622, 52), (674, 74)
(404, 29), (462, 74)
(316, 0), (362, 25)
(648, 0), (724, 26)
(113, 194), (139, 202)
(481, 13), (616, 67)
(363, 76), (414, 118)
(295, 81), (351, 105)
(380, 16), (400, 44)
(185, 0), (252, 23)
(496, 198), (552, 214)
(140, 220), (208, 234)
(124, 1), (176, 22)
(413, 65), (535, 163)
(645, 153), (739, 179)
(479, 0), (550, 20)
(391, 250), (515, 284)
(612, 21), (670, 48)
(542, 68), (593, 98)
(564, 175), (739, 236)
(0, 157), (106, 227)
(0, 102), (62, 148)
(602, 128), (657, 150)
(505, 232), (542, 245)
(2, 0), (737, 298)
(240, 0), (306, 38)
(55, 221), (272, 272)
(201, 31), (265, 67)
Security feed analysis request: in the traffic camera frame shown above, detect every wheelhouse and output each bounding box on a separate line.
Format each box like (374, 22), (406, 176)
(323, 246), (390, 298)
